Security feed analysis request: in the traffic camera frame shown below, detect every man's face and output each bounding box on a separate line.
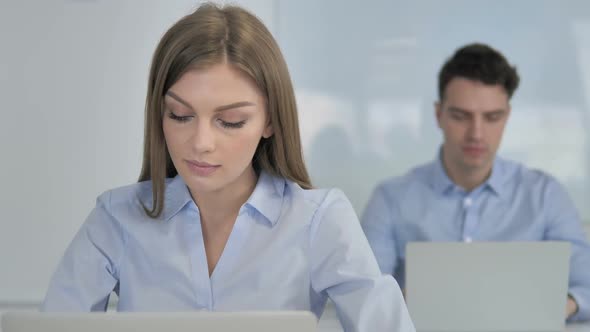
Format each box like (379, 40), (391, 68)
(436, 77), (511, 177)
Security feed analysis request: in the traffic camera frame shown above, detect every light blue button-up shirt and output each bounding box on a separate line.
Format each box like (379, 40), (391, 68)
(361, 154), (590, 322)
(42, 171), (415, 332)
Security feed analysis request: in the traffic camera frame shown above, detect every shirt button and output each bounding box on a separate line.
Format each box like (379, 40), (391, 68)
(463, 197), (473, 208)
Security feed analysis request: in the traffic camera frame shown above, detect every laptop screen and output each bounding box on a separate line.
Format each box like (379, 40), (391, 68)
(405, 241), (570, 332)
(1, 311), (318, 332)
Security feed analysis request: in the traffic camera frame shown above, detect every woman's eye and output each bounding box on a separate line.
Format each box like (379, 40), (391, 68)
(219, 120), (246, 129)
(168, 112), (192, 123)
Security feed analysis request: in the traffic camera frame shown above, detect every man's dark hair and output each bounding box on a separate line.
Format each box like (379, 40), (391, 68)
(438, 43), (520, 100)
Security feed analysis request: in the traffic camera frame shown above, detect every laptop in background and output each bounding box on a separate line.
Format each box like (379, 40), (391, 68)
(405, 241), (570, 332)
(1, 311), (318, 332)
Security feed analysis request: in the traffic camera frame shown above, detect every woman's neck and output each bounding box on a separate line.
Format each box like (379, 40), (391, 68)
(190, 167), (259, 223)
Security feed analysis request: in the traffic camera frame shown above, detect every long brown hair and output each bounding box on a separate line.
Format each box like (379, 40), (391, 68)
(138, 3), (312, 218)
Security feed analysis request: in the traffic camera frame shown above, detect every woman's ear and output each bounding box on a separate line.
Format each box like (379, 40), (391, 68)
(262, 124), (274, 138)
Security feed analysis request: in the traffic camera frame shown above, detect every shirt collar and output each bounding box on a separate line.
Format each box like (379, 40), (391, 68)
(243, 170), (286, 227)
(430, 149), (456, 195)
(162, 175), (194, 221)
(161, 170), (286, 225)
(485, 156), (507, 198)
(430, 147), (508, 199)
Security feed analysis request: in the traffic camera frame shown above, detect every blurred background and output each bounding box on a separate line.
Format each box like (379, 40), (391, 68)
(1, 0), (589, 309)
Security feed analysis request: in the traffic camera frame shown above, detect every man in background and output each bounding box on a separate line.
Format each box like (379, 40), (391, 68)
(361, 42), (590, 321)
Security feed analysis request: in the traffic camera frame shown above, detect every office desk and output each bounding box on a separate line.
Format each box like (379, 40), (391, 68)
(317, 303), (590, 332)
(2, 303), (590, 332)
(567, 323), (590, 332)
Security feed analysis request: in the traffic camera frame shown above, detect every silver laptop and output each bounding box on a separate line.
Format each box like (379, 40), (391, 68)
(1, 311), (318, 332)
(405, 241), (570, 332)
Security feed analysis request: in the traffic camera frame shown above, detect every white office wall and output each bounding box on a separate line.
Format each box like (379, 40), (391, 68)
(280, 1), (590, 218)
(1, 0), (590, 305)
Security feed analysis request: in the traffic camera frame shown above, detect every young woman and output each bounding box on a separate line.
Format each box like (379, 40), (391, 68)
(42, 3), (414, 331)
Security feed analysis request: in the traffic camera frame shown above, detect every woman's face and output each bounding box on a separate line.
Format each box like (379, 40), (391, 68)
(163, 62), (273, 197)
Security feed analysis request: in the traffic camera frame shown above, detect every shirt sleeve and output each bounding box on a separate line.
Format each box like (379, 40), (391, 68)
(360, 184), (400, 278)
(41, 191), (126, 311)
(542, 178), (590, 322)
(309, 189), (415, 332)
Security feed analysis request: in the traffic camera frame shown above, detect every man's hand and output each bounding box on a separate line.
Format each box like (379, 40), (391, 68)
(566, 294), (579, 319)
